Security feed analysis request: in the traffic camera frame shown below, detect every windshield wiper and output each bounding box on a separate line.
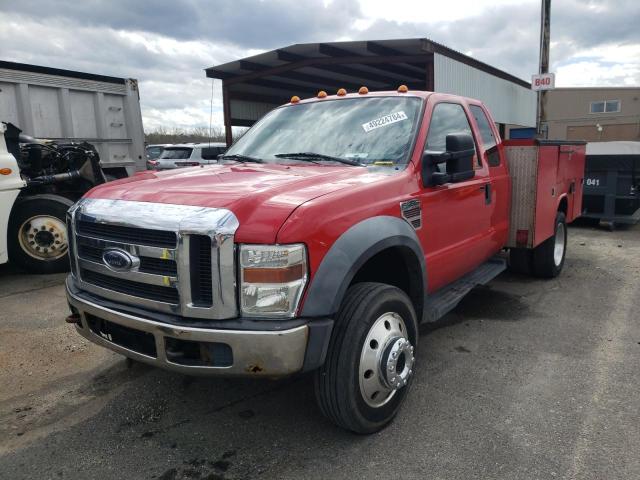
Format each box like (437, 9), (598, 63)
(274, 152), (365, 166)
(219, 154), (264, 163)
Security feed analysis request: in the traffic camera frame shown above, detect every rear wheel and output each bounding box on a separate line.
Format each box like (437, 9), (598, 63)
(532, 211), (567, 278)
(314, 282), (418, 434)
(8, 194), (73, 274)
(508, 248), (532, 274)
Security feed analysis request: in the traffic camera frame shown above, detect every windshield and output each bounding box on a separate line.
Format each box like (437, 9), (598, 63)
(159, 148), (192, 160)
(226, 96), (423, 166)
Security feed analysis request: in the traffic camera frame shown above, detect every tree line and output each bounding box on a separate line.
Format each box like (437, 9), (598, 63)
(144, 126), (225, 144)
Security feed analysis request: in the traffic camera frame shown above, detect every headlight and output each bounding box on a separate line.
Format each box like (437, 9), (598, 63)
(239, 244), (308, 318)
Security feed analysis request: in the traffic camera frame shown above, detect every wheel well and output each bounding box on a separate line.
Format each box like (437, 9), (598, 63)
(350, 246), (424, 321)
(558, 196), (568, 215)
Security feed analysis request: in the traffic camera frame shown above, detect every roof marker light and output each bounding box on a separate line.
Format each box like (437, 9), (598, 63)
(397, 85), (409, 93)
(317, 90), (328, 98)
(358, 86), (369, 94)
(290, 95), (300, 103)
(337, 88), (347, 96)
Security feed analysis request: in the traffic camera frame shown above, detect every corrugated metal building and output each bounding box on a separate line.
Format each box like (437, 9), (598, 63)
(206, 38), (537, 144)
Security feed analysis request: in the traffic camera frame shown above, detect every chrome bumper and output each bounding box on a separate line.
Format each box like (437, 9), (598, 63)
(66, 279), (309, 377)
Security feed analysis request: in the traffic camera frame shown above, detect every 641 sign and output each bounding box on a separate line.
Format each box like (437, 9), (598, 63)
(531, 73), (555, 91)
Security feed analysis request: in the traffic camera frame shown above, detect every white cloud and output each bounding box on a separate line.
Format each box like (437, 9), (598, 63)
(356, 0), (531, 24)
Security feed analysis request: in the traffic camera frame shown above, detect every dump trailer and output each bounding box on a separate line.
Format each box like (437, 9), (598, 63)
(0, 60), (145, 178)
(583, 141), (640, 229)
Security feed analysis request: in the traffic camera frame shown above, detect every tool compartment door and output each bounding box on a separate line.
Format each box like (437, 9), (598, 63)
(533, 145), (562, 246)
(558, 144), (586, 222)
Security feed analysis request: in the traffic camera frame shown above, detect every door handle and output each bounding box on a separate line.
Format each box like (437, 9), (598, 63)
(480, 183), (491, 205)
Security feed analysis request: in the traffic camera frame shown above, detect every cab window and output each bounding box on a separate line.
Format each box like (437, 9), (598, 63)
(469, 105), (500, 166)
(425, 102), (479, 168)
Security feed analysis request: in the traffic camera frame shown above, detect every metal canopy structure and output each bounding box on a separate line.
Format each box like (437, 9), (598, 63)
(207, 38), (534, 145)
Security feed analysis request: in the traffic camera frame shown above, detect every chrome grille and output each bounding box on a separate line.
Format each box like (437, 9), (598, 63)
(78, 244), (178, 276)
(68, 198), (239, 319)
(80, 268), (180, 304)
(77, 220), (177, 248)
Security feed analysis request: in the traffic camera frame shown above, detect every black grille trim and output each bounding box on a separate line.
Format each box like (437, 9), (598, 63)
(80, 269), (180, 304)
(77, 220), (177, 248)
(189, 235), (213, 307)
(78, 244), (177, 276)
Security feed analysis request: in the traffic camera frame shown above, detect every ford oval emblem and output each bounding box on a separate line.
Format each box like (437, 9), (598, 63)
(102, 249), (139, 272)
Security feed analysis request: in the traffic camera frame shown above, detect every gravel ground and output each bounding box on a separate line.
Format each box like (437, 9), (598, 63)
(0, 221), (638, 480)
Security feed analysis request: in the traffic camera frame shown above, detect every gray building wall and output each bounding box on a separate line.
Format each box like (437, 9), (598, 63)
(544, 87), (640, 141)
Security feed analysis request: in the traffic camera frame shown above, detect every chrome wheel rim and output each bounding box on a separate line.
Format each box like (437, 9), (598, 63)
(18, 215), (68, 261)
(553, 222), (565, 267)
(359, 312), (415, 408)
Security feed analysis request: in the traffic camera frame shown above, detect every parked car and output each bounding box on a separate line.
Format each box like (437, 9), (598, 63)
(148, 142), (227, 170)
(145, 144), (170, 159)
(64, 88), (585, 433)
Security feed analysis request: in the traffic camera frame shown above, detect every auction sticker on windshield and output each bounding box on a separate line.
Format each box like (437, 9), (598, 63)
(362, 111), (408, 133)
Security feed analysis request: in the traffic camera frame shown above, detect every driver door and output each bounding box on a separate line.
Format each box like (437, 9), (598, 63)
(417, 98), (493, 292)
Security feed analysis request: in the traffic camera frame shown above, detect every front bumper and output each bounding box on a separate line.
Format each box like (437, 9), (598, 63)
(65, 277), (328, 377)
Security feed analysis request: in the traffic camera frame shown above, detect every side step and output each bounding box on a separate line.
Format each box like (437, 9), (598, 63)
(422, 256), (507, 323)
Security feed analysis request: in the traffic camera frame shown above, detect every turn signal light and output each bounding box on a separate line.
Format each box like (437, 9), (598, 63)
(290, 95), (300, 103)
(317, 90), (328, 98)
(243, 263), (306, 283)
(397, 85), (409, 93)
(358, 86), (369, 94)
(0, 168), (12, 175)
(337, 88), (347, 96)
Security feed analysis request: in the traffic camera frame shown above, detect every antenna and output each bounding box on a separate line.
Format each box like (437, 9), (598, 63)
(209, 78), (214, 147)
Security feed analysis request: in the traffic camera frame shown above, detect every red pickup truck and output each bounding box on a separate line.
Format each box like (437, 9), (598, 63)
(65, 88), (585, 433)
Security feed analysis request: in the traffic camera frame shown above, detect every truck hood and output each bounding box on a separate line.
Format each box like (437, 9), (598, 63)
(86, 163), (389, 242)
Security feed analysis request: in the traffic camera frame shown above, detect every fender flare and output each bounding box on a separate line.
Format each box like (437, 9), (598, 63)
(300, 215), (426, 318)
(557, 193), (569, 213)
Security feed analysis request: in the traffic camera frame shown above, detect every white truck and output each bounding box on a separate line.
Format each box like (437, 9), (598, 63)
(0, 61), (145, 273)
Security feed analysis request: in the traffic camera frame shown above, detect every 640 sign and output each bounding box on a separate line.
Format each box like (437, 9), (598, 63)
(531, 73), (555, 91)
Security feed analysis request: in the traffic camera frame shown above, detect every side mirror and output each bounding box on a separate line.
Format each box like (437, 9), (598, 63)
(422, 133), (476, 187)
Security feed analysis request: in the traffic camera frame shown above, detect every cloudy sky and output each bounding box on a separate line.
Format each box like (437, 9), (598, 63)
(1, 0), (638, 131)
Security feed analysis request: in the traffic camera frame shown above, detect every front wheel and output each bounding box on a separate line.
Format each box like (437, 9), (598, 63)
(8, 194), (74, 274)
(532, 211), (567, 278)
(314, 282), (418, 434)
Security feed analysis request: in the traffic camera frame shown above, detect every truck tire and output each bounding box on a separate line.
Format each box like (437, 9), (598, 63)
(314, 282), (418, 434)
(532, 211), (567, 278)
(508, 248), (532, 275)
(8, 194), (74, 274)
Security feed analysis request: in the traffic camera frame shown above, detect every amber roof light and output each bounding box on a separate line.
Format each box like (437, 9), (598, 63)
(337, 88), (347, 96)
(358, 86), (369, 94)
(317, 90), (328, 98)
(397, 85), (409, 93)
(290, 95), (300, 103)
